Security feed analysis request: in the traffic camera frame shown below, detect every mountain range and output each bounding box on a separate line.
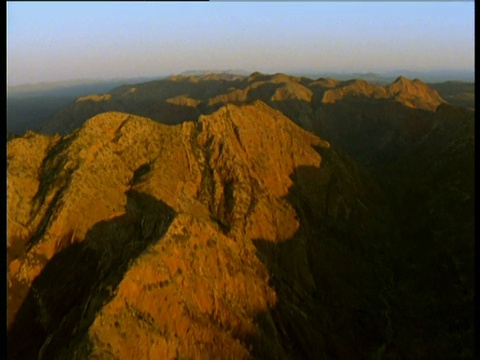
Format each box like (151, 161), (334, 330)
(7, 72), (474, 359)
(6, 72), (475, 137)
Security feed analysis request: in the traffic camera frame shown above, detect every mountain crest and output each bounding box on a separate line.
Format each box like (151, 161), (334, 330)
(386, 76), (445, 110)
(322, 75), (446, 111)
(393, 75), (409, 83)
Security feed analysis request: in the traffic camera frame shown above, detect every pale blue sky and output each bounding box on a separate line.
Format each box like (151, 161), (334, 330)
(7, 1), (475, 86)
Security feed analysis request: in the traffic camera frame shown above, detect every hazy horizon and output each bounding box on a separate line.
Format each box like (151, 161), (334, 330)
(7, 2), (474, 87)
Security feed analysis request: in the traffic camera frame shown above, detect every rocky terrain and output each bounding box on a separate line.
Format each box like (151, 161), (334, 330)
(38, 72), (473, 170)
(38, 73), (447, 135)
(7, 73), (475, 359)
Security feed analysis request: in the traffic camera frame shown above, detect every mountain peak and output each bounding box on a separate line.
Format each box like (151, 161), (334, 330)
(321, 75), (446, 111)
(75, 94), (112, 103)
(248, 71), (268, 82)
(393, 75), (409, 83)
(387, 76), (446, 111)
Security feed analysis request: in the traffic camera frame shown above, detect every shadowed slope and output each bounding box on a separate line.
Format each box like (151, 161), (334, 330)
(8, 191), (176, 360)
(370, 104), (475, 358)
(428, 81), (474, 110)
(252, 145), (398, 359)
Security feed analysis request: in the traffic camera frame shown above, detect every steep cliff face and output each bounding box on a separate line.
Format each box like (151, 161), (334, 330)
(8, 102), (397, 359)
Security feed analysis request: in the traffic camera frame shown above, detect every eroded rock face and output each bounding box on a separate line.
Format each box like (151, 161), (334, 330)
(8, 102), (397, 359)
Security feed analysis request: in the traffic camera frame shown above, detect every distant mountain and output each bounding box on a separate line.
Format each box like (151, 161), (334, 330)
(293, 69), (474, 84)
(7, 96), (74, 136)
(7, 70), (474, 134)
(179, 69), (250, 77)
(320, 76), (445, 111)
(294, 71), (395, 85)
(428, 81), (475, 109)
(37, 72), (474, 170)
(7, 76), (165, 136)
(385, 69), (474, 83)
(38, 72), (456, 152)
(7, 76), (163, 97)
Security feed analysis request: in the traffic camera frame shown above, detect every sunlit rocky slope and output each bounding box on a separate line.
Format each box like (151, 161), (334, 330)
(7, 73), (474, 359)
(8, 102), (396, 359)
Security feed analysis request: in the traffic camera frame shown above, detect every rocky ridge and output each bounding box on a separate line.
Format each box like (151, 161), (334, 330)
(8, 102), (397, 359)
(321, 76), (446, 112)
(39, 73), (445, 137)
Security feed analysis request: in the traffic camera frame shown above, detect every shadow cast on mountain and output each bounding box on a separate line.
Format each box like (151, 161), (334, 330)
(312, 99), (439, 167)
(272, 98), (314, 131)
(8, 190), (176, 360)
(250, 139), (474, 358)
(28, 133), (79, 250)
(249, 146), (395, 359)
(138, 101), (201, 125)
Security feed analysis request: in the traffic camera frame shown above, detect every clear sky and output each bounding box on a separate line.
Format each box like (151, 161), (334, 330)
(7, 1), (475, 86)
